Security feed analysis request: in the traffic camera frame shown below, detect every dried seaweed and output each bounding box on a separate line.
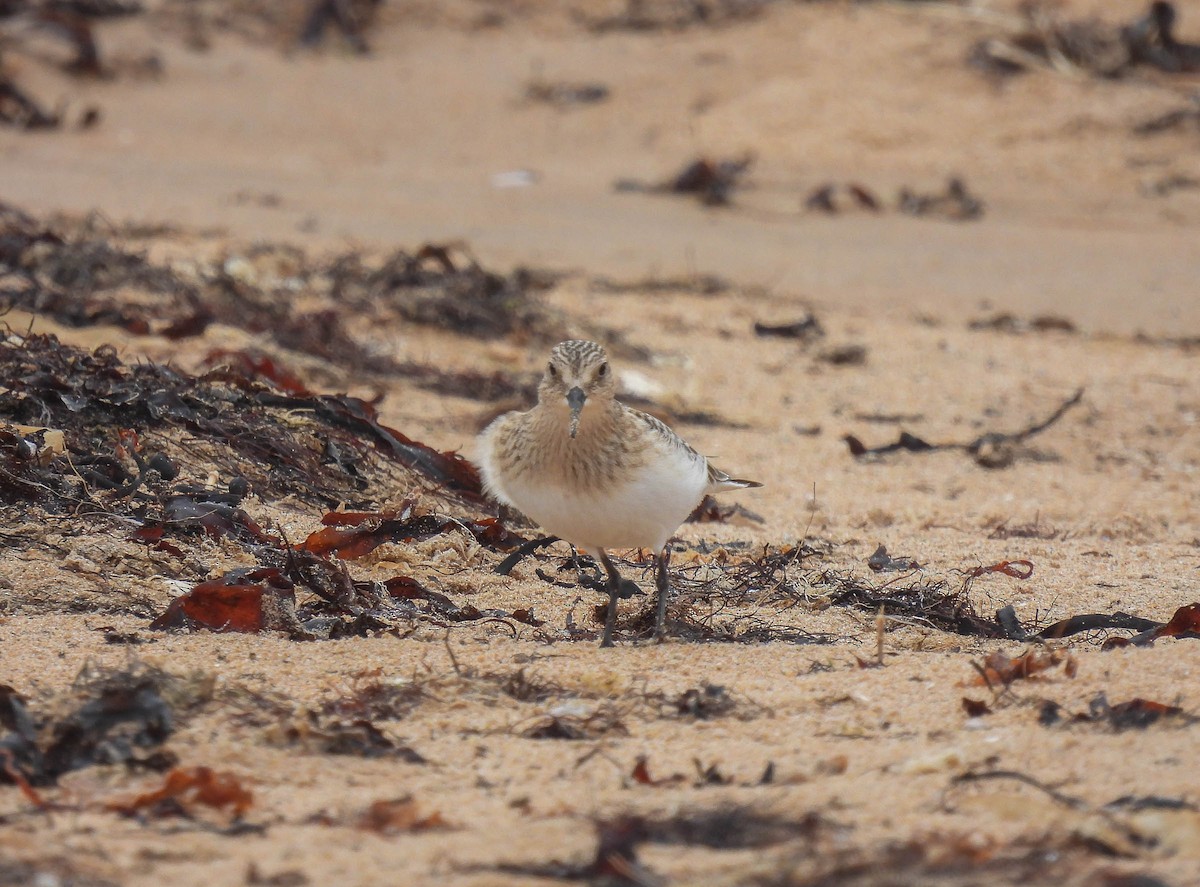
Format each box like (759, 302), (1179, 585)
(108, 766), (253, 819)
(0, 331), (484, 509)
(0, 77), (61, 130)
(1, 210), (573, 371)
(804, 182), (881, 214)
(970, 0), (1200, 80)
(353, 796), (450, 834)
(582, 0), (771, 33)
(301, 506), (526, 559)
(1068, 692), (1197, 731)
(826, 573), (1005, 638)
(297, 0), (380, 53)
(845, 388), (1083, 467)
(1, 665), (180, 788)
(615, 155), (754, 206)
(754, 314), (824, 340)
(897, 178), (984, 221)
(524, 79), (610, 108)
(519, 703), (628, 740)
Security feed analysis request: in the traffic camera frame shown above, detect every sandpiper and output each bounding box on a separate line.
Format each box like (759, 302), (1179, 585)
(475, 339), (760, 647)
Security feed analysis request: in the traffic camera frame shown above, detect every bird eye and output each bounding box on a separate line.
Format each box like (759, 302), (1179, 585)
(597, 362), (608, 377)
(547, 363), (557, 377)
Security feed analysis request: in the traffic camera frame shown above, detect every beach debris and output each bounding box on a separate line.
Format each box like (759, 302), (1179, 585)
(1064, 693), (1196, 731)
(0, 76), (61, 129)
(1139, 173), (1200, 198)
(108, 766), (253, 819)
(300, 506), (526, 559)
(298, 0), (381, 53)
(590, 273), (735, 297)
(615, 155), (754, 206)
(898, 177), (984, 221)
(582, 0), (770, 33)
(149, 568), (299, 634)
(686, 495), (765, 525)
(963, 559), (1034, 586)
(0, 666), (177, 790)
(969, 313), (1078, 334)
(867, 544), (920, 573)
(524, 78), (610, 108)
(803, 182), (881, 214)
(804, 179), (980, 220)
(354, 796), (451, 834)
(1134, 98), (1200, 135)
(987, 514), (1061, 540)
(844, 388), (1084, 467)
(519, 702), (628, 740)
(753, 314), (823, 341)
(817, 343), (867, 366)
(972, 648), (1075, 690)
(631, 756), (685, 787)
(962, 697), (992, 717)
(969, 0), (1200, 80)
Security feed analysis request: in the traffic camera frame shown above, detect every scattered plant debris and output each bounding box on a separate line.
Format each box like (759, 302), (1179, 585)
(297, 0), (381, 53)
(642, 806), (822, 848)
(524, 78), (610, 107)
(828, 573), (1004, 638)
(753, 314), (824, 341)
(149, 568), (299, 634)
(1, 665), (183, 789)
(972, 648), (1075, 690)
(970, 0), (1200, 80)
(962, 697), (992, 717)
(686, 495), (765, 525)
(898, 178), (984, 221)
(615, 155), (754, 206)
(969, 313), (1078, 334)
(1067, 692), (1196, 731)
(816, 343), (867, 366)
(301, 505), (526, 559)
(0, 331), (485, 510)
(108, 766), (253, 819)
(582, 0), (771, 33)
(354, 796), (451, 834)
(987, 515), (1062, 540)
(519, 702), (629, 740)
(844, 388), (1083, 467)
(0, 77), (62, 130)
(590, 273), (735, 297)
(867, 544), (920, 573)
(1135, 99), (1200, 135)
(804, 182), (881, 214)
(644, 683), (768, 721)
(630, 756), (686, 787)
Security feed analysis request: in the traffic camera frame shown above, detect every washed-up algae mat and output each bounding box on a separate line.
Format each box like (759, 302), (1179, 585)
(2, 205), (1200, 887)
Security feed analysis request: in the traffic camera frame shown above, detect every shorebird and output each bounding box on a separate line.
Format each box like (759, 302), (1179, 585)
(476, 339), (760, 647)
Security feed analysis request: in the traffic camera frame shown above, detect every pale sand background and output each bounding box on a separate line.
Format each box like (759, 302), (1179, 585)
(2, 1), (1200, 884)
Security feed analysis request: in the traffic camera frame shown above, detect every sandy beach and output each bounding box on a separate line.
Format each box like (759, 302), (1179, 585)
(2, 1), (1200, 884)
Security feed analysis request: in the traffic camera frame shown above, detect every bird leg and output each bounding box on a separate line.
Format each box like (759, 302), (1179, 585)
(596, 549), (639, 647)
(655, 546), (672, 642)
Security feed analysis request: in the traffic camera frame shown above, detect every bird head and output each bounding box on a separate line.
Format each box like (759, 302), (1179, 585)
(538, 340), (616, 438)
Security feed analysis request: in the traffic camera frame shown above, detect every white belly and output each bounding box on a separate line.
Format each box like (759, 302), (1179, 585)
(501, 456), (709, 552)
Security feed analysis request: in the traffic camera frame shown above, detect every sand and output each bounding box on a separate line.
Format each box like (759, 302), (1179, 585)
(2, 1), (1200, 884)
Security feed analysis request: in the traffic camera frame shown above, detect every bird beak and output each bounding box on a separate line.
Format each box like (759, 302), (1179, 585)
(566, 387), (586, 438)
